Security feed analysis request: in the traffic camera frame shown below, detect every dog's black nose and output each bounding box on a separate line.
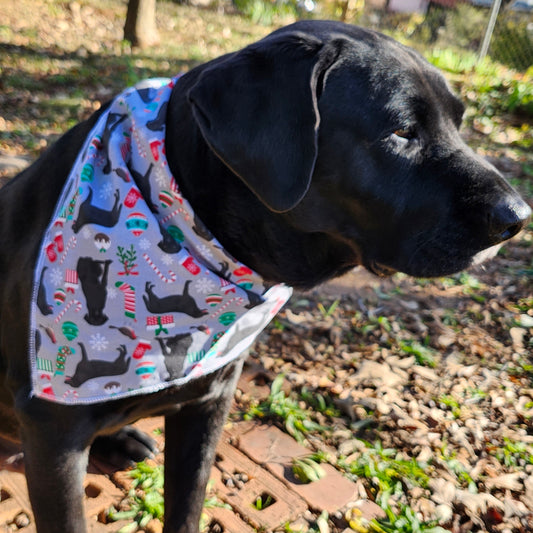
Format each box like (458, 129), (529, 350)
(488, 196), (531, 244)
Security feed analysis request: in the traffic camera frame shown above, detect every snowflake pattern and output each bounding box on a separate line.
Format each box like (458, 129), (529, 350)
(161, 254), (174, 266)
(31, 77), (293, 406)
(194, 277), (216, 295)
(107, 287), (118, 300)
(138, 238), (151, 251)
(196, 243), (213, 260)
(49, 267), (63, 286)
(89, 333), (109, 351)
(99, 182), (114, 200)
(155, 166), (168, 187)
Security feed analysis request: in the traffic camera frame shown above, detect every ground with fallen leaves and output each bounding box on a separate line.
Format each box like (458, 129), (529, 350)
(1, 1), (532, 532)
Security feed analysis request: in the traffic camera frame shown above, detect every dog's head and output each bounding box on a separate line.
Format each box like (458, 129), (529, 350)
(188, 20), (530, 280)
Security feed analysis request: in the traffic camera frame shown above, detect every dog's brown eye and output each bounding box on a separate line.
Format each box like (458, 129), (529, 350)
(393, 128), (415, 140)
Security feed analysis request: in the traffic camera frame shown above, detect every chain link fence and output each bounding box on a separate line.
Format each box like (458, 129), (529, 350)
(336, 0), (533, 72)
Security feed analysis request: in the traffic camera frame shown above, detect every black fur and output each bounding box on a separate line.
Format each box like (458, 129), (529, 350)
(0, 21), (529, 533)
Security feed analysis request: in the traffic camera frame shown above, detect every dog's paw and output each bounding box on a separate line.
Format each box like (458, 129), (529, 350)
(90, 426), (158, 469)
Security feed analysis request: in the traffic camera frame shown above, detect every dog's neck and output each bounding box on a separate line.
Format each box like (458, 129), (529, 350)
(165, 71), (356, 290)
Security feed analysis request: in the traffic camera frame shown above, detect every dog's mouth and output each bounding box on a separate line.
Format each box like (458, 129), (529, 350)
(367, 243), (502, 280)
(470, 243), (502, 266)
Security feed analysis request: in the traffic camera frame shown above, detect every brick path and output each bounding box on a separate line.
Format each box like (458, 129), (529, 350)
(0, 354), (373, 533)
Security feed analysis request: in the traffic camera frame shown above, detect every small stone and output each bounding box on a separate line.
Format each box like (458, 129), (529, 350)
(416, 446), (433, 464)
(318, 376), (334, 388)
(14, 513), (30, 528)
(330, 383), (344, 395)
(510, 327), (526, 350)
(354, 360), (407, 388)
(400, 300), (419, 311)
(375, 399), (391, 415)
(386, 354), (416, 369)
(347, 500), (386, 521)
(410, 487), (425, 499)
(416, 497), (436, 519)
(457, 365), (478, 378)
(437, 332), (456, 348)
(484, 472), (524, 491)
(338, 438), (366, 456)
(429, 479), (456, 505)
(411, 365), (438, 382)
(435, 503), (453, 523)
(145, 518), (163, 533)
(519, 314), (533, 328)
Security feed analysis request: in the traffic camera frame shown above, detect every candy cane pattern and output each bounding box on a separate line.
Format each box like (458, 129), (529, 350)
(130, 115), (147, 159)
(62, 389), (79, 401)
(54, 299), (82, 324)
(209, 297), (245, 319)
(169, 176), (183, 204)
(161, 207), (190, 224)
(59, 236), (77, 265)
(142, 253), (177, 283)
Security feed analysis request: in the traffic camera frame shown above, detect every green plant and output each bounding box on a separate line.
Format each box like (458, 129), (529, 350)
(317, 298), (340, 318)
(108, 461), (164, 531)
(299, 387), (340, 417)
(342, 441), (443, 533)
(243, 375), (329, 442)
(507, 356), (533, 379)
(360, 315), (392, 336)
(398, 340), (437, 368)
(369, 504), (448, 533)
(491, 437), (533, 468)
(441, 309), (459, 327)
(232, 0), (303, 24)
(342, 441), (430, 491)
(439, 447), (477, 492)
(292, 454), (327, 483)
(438, 394), (461, 418)
(199, 493), (232, 532)
(253, 492), (275, 510)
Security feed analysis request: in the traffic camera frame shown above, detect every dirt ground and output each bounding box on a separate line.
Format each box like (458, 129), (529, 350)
(1, 1), (533, 532)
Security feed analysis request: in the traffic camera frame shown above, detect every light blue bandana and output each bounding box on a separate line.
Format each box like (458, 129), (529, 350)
(30, 77), (292, 404)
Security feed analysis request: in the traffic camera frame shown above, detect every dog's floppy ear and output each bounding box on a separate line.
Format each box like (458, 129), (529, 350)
(188, 32), (343, 212)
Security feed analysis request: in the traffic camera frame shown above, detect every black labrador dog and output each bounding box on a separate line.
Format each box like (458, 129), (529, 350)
(0, 20), (530, 533)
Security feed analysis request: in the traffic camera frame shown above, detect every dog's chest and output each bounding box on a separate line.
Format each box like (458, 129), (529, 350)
(29, 78), (291, 405)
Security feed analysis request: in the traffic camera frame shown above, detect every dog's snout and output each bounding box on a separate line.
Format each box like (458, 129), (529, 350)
(488, 196), (531, 244)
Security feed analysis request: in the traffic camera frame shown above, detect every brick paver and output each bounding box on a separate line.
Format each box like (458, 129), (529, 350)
(212, 439), (307, 529)
(235, 424), (359, 514)
(204, 505), (256, 533)
(0, 370), (378, 532)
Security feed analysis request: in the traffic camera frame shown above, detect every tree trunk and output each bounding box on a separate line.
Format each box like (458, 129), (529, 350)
(124, 0), (160, 49)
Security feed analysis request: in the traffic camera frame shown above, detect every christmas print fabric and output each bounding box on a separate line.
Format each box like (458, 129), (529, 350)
(30, 77), (292, 404)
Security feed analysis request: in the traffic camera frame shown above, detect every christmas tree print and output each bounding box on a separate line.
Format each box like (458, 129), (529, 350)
(117, 244), (139, 276)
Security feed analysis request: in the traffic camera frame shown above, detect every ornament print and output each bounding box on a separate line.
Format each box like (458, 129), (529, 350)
(30, 77), (292, 404)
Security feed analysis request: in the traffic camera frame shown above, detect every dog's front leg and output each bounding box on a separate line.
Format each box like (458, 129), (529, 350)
(163, 360), (244, 533)
(20, 415), (91, 533)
